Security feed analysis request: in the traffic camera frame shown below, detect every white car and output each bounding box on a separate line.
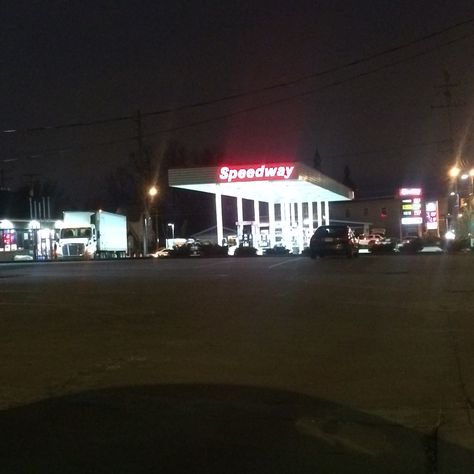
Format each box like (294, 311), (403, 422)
(358, 234), (385, 247)
(151, 248), (173, 258)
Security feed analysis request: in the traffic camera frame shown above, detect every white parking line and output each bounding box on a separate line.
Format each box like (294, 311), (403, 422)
(268, 258), (303, 269)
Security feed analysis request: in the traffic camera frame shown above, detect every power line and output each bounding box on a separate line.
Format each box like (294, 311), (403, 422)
(4, 26), (474, 169)
(1, 17), (473, 135)
(7, 30), (474, 163)
(139, 31), (474, 138)
(325, 138), (453, 159)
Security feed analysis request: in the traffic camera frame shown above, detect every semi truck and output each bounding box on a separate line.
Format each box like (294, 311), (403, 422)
(56, 211), (127, 259)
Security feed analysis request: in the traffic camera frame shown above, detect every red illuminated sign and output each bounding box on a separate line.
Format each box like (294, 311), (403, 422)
(218, 163), (296, 183)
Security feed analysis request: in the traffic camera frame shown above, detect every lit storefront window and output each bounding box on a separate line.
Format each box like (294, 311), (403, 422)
(0, 229), (17, 251)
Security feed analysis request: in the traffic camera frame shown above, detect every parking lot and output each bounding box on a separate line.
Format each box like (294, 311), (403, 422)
(1, 254), (474, 472)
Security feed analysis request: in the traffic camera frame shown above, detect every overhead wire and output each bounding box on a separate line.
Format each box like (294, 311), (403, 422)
(1, 17), (473, 135)
(6, 29), (474, 163)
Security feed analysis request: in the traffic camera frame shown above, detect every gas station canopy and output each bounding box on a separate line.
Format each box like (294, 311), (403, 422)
(168, 162), (354, 202)
(168, 161), (354, 253)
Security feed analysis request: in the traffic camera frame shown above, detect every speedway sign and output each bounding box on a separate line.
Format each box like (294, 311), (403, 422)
(218, 163), (296, 183)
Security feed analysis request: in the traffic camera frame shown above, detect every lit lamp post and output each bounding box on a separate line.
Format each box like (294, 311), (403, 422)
(463, 168), (474, 249)
(471, 169), (474, 248)
(446, 166), (461, 238)
(449, 165), (460, 191)
(143, 185), (158, 256)
(447, 165), (474, 247)
(465, 168), (474, 195)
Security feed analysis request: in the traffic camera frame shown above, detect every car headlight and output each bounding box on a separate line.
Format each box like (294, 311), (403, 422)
(445, 230), (456, 240)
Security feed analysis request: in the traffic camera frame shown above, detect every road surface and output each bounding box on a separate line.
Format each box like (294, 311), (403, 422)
(1, 254), (473, 472)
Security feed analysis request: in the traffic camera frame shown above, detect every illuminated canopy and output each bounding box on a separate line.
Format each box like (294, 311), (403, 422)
(168, 162), (353, 202)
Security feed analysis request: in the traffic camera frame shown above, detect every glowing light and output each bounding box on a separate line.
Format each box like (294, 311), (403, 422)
(401, 217), (423, 225)
(449, 166), (461, 178)
(218, 164), (296, 183)
(28, 220), (41, 230)
(445, 230), (456, 240)
(399, 188), (422, 197)
(0, 219), (14, 229)
(148, 186), (158, 197)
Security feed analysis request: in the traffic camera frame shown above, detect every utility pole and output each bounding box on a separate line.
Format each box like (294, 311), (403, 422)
(135, 110), (145, 255)
(431, 70), (465, 158)
(134, 110), (150, 256)
(431, 70), (465, 235)
(135, 109), (144, 168)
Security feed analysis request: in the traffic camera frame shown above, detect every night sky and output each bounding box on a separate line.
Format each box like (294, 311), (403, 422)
(2, 0), (474, 207)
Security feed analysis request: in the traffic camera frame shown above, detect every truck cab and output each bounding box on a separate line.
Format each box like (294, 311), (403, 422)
(57, 224), (97, 259)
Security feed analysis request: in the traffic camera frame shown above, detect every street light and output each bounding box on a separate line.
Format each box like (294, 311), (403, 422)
(448, 164), (474, 248)
(458, 168), (474, 195)
(449, 165), (461, 194)
(149, 185), (158, 198)
(449, 166), (461, 178)
(143, 185), (158, 256)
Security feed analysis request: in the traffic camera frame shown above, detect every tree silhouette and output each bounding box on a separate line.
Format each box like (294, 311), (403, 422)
(313, 147), (322, 171)
(342, 165), (357, 191)
(105, 140), (223, 235)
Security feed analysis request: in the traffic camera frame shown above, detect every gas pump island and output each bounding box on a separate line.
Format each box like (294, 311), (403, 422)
(169, 162), (354, 254)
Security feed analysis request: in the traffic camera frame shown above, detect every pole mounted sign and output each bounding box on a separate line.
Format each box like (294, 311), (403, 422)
(425, 201), (439, 230)
(218, 163), (295, 183)
(399, 188), (423, 225)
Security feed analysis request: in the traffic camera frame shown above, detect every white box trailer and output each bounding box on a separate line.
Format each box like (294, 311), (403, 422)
(57, 211), (127, 259)
(93, 211), (127, 256)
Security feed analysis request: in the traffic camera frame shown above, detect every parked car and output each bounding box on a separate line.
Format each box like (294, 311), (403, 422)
(309, 225), (359, 258)
(396, 236), (424, 253)
(151, 247), (173, 258)
(357, 233), (385, 247)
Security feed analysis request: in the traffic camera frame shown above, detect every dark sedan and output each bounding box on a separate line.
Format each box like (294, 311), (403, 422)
(309, 225), (359, 258)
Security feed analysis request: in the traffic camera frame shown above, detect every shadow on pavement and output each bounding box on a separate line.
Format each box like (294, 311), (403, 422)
(1, 384), (472, 473)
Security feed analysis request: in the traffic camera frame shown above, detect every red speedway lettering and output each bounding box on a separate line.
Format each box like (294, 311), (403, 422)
(219, 164), (295, 183)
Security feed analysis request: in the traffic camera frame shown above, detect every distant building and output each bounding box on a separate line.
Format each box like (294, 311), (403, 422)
(191, 225), (237, 245)
(0, 218), (56, 261)
(330, 194), (448, 239)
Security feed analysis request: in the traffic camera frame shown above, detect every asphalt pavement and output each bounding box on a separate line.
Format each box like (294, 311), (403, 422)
(1, 254), (473, 473)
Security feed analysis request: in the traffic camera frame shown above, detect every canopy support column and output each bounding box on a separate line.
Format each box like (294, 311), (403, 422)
(308, 201), (314, 233)
(254, 200), (260, 248)
(297, 201), (304, 253)
(317, 201), (322, 227)
(324, 200), (330, 225)
(237, 196), (243, 241)
(215, 187), (223, 246)
(269, 201), (276, 248)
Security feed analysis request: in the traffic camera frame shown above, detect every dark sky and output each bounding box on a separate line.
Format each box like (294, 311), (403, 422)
(2, 0), (474, 205)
